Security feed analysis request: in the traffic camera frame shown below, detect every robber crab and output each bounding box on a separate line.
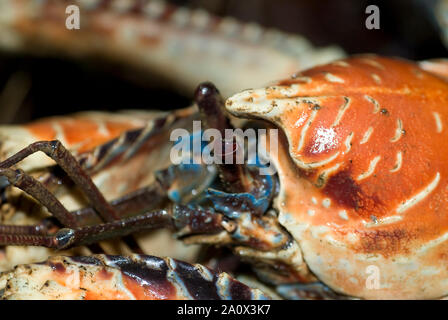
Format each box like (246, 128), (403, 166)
(2, 55), (448, 300)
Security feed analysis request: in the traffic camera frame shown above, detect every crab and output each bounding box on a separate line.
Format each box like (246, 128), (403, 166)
(1, 55), (448, 300)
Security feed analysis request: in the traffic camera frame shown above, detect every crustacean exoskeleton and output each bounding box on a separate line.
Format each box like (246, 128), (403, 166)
(3, 55), (448, 300)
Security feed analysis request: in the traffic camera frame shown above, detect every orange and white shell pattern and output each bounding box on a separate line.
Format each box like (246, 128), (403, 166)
(226, 55), (448, 299)
(0, 111), (148, 172)
(0, 255), (270, 300)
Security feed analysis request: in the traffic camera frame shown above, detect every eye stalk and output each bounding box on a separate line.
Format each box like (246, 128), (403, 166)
(194, 82), (233, 135)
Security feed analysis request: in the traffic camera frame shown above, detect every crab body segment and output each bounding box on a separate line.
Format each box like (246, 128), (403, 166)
(0, 254), (269, 300)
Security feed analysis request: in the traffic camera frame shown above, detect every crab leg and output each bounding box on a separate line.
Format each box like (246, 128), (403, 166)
(0, 157), (213, 230)
(0, 210), (171, 249)
(0, 139), (166, 255)
(0, 196), (289, 257)
(71, 183), (167, 227)
(0, 183), (167, 233)
(0, 175), (168, 256)
(0, 140), (119, 223)
(0, 106), (199, 227)
(0, 132), (220, 245)
(0, 204), (226, 249)
(0, 218), (57, 236)
(0, 168), (79, 227)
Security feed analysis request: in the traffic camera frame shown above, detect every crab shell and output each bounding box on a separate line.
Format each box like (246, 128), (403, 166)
(0, 255), (270, 300)
(226, 55), (448, 299)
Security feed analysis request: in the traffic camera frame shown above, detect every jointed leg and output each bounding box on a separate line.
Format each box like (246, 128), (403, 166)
(0, 137), (204, 228)
(0, 204), (226, 250)
(71, 183), (167, 227)
(0, 146), (211, 249)
(0, 168), (78, 227)
(0, 140), (169, 254)
(0, 167), (167, 231)
(0, 173), (169, 254)
(0, 218), (58, 236)
(0, 140), (119, 222)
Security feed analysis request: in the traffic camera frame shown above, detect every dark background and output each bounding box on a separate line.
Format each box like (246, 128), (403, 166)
(0, 0), (446, 124)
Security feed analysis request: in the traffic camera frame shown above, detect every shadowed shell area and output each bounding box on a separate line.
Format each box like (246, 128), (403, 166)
(226, 55), (448, 299)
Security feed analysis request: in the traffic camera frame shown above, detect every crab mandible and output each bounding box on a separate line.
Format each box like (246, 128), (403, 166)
(225, 55), (448, 299)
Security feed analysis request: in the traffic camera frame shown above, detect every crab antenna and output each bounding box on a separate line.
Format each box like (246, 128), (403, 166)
(194, 82), (249, 193)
